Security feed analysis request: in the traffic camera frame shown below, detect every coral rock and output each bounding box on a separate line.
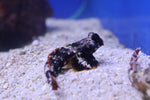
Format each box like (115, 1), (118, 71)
(0, 0), (52, 51)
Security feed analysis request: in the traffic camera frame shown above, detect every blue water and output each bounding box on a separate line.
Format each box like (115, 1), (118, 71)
(88, 0), (150, 54)
(48, 0), (150, 55)
(100, 17), (150, 54)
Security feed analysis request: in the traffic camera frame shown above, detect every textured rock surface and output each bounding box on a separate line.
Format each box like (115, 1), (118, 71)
(0, 0), (52, 51)
(0, 18), (149, 100)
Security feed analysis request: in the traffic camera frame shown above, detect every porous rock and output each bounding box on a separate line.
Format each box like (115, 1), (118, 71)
(0, 0), (52, 51)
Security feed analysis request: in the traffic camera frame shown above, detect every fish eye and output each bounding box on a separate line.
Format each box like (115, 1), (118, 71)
(92, 33), (104, 46)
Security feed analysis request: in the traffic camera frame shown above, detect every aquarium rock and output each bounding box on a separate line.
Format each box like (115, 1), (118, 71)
(0, 0), (52, 51)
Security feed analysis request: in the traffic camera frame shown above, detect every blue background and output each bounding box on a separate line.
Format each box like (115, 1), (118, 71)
(48, 0), (150, 55)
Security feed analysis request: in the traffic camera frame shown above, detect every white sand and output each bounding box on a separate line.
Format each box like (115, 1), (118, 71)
(0, 18), (150, 100)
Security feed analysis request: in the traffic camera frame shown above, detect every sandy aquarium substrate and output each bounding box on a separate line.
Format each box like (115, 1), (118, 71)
(0, 18), (150, 100)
